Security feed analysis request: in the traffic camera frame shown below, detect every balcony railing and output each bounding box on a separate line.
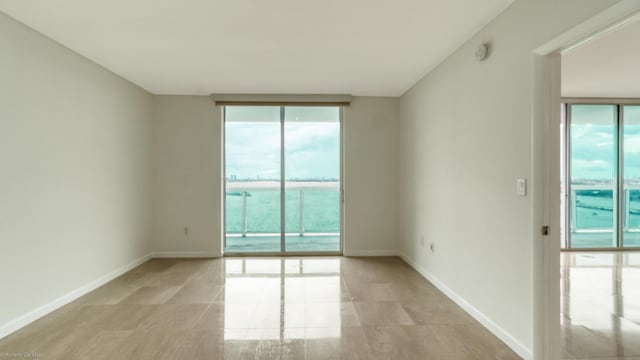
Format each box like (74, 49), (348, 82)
(569, 184), (640, 233)
(225, 180), (340, 238)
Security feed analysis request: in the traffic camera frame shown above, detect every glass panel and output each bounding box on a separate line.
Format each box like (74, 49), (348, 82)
(284, 107), (340, 252)
(561, 106), (567, 248)
(623, 106), (640, 247)
(569, 104), (617, 248)
(224, 106), (281, 252)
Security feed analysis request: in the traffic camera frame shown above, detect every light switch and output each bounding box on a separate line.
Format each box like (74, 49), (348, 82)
(517, 178), (526, 196)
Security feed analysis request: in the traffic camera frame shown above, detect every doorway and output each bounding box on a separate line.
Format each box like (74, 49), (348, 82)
(223, 105), (343, 255)
(533, 4), (640, 359)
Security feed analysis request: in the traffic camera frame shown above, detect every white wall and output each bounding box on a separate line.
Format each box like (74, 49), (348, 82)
(343, 97), (399, 255)
(397, 0), (618, 358)
(0, 11), (153, 332)
(152, 96), (399, 255)
(152, 96), (221, 257)
(562, 19), (640, 98)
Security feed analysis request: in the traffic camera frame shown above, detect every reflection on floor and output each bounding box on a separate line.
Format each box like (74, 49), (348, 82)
(0, 257), (520, 359)
(562, 252), (640, 359)
(225, 235), (340, 252)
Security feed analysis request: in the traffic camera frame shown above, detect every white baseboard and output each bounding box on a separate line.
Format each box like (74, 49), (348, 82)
(398, 253), (532, 360)
(343, 249), (400, 257)
(0, 253), (152, 340)
(151, 251), (221, 258)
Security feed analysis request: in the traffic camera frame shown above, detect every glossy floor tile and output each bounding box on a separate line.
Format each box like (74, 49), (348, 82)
(561, 252), (640, 360)
(0, 257), (520, 359)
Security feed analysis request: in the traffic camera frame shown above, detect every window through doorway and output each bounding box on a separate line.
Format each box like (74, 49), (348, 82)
(563, 103), (640, 249)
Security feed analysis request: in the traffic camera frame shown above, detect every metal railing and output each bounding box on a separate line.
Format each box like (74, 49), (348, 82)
(569, 184), (640, 233)
(225, 181), (340, 237)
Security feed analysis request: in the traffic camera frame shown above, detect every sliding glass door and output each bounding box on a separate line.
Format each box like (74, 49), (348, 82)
(623, 106), (640, 247)
(566, 104), (618, 248)
(224, 107), (281, 252)
(284, 107), (341, 252)
(564, 103), (640, 249)
(224, 106), (342, 254)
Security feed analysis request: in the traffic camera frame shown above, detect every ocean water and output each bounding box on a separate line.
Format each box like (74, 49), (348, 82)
(574, 192), (640, 229)
(225, 190), (340, 234)
(224, 190), (640, 249)
(226, 191), (640, 233)
(571, 192), (640, 247)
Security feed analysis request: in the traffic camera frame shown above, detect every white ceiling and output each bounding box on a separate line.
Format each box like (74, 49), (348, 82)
(0, 0), (514, 96)
(562, 18), (640, 98)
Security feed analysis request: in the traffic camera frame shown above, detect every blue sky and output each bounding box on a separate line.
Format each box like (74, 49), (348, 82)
(224, 105), (640, 182)
(571, 105), (640, 181)
(225, 107), (340, 180)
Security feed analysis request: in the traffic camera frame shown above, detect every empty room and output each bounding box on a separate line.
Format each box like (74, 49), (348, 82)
(1, 0), (639, 359)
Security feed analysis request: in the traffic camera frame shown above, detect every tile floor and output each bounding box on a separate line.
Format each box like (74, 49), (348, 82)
(0, 257), (520, 359)
(561, 252), (640, 360)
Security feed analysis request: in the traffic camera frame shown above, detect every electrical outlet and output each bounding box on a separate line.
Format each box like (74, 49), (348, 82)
(429, 242), (435, 252)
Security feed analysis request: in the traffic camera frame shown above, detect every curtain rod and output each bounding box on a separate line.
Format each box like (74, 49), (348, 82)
(210, 94), (352, 106)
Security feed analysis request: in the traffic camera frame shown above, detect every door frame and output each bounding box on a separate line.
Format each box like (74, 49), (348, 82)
(533, 3), (640, 359)
(221, 104), (345, 256)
